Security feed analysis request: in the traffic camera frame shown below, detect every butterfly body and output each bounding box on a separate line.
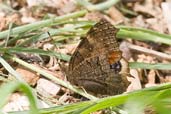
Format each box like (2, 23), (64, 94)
(67, 19), (130, 96)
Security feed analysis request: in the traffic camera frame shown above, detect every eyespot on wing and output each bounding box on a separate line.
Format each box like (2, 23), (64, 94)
(108, 51), (122, 64)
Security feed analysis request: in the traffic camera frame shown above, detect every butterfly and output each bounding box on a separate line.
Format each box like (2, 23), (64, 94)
(67, 19), (130, 96)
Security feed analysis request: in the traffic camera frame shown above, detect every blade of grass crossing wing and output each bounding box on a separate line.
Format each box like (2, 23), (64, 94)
(0, 56), (38, 114)
(0, 81), (38, 114)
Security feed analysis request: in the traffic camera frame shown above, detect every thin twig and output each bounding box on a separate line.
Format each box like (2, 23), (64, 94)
(127, 43), (171, 60)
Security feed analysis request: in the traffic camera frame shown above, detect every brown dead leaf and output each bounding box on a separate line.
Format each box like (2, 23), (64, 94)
(120, 41), (132, 60)
(163, 75), (171, 82)
(132, 0), (167, 33)
(137, 54), (157, 63)
(133, 15), (147, 28)
(21, 16), (37, 23)
(57, 0), (76, 15)
(0, 13), (21, 31)
(6, 13), (21, 25)
(147, 70), (156, 84)
(127, 68), (142, 92)
(84, 11), (105, 22)
(16, 66), (39, 86)
(20, 7), (37, 24)
(0, 14), (6, 31)
(145, 70), (159, 87)
(107, 6), (124, 24)
(134, 0), (161, 17)
(145, 17), (167, 33)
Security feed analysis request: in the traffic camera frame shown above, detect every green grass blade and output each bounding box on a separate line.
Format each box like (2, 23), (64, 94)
(0, 10), (87, 39)
(0, 47), (71, 61)
(8, 83), (171, 114)
(18, 22), (91, 46)
(0, 81), (21, 108)
(116, 26), (171, 45)
(129, 62), (171, 70)
(0, 57), (38, 114)
(78, 83), (171, 114)
(0, 56), (23, 81)
(0, 81), (38, 114)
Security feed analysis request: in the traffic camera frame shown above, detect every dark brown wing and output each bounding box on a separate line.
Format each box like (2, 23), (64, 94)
(68, 37), (93, 71)
(69, 19), (121, 70)
(87, 19), (122, 64)
(67, 19), (128, 96)
(87, 19), (119, 50)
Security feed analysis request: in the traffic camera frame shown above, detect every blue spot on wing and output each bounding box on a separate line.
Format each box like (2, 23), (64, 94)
(110, 61), (121, 73)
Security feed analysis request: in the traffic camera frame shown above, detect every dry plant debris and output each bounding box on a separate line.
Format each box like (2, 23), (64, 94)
(0, 0), (170, 113)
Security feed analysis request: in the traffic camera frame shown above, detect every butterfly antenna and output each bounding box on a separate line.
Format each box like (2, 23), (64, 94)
(47, 32), (64, 62)
(47, 32), (67, 75)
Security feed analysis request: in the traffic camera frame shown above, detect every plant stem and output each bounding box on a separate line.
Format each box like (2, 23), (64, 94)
(127, 43), (171, 60)
(9, 55), (97, 100)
